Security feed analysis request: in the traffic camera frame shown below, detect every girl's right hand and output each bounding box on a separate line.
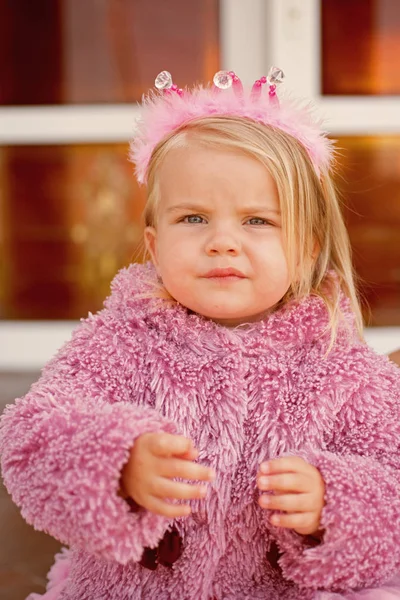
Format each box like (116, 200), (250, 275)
(121, 432), (215, 518)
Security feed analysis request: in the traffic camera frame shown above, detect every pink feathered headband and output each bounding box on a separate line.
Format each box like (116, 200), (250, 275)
(130, 68), (334, 184)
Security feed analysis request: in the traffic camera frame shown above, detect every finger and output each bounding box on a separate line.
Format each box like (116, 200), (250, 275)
(259, 456), (311, 475)
(257, 473), (309, 493)
(269, 511), (319, 533)
(151, 478), (208, 501)
(159, 457), (215, 482)
(259, 492), (314, 513)
(145, 496), (192, 519)
(180, 448), (199, 461)
(150, 433), (195, 458)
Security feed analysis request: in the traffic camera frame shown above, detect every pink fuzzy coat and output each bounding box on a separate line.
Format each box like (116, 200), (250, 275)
(1, 263), (400, 600)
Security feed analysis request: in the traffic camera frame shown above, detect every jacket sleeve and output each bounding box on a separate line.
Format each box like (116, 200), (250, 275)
(0, 309), (176, 565)
(271, 342), (400, 593)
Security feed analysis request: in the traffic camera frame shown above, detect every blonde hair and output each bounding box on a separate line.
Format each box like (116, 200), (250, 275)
(143, 116), (364, 349)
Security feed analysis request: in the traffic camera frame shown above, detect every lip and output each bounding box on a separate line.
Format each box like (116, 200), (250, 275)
(203, 267), (246, 278)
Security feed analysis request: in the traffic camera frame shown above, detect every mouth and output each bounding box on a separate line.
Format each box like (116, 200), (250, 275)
(202, 267), (246, 279)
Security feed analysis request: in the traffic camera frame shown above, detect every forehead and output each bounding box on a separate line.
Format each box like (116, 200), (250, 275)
(157, 142), (277, 201)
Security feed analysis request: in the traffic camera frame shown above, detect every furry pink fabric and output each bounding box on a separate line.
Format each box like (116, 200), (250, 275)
(129, 83), (334, 183)
(1, 263), (400, 599)
(27, 548), (71, 600)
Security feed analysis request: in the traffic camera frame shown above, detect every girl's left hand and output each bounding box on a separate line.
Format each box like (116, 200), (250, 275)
(257, 456), (325, 537)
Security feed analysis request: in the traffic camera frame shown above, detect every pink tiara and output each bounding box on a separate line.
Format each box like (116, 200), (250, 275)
(130, 68), (334, 184)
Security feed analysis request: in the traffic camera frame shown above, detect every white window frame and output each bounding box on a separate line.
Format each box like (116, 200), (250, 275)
(266, 0), (400, 134)
(0, 0), (398, 370)
(0, 0), (269, 145)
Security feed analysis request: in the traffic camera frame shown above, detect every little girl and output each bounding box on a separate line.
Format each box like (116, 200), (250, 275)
(1, 68), (400, 600)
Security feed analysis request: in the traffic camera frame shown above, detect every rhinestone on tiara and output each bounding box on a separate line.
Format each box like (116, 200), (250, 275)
(267, 66), (285, 86)
(155, 70), (173, 90)
(213, 70), (233, 90)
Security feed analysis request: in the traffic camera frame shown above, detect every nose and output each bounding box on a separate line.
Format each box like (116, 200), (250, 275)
(204, 226), (241, 256)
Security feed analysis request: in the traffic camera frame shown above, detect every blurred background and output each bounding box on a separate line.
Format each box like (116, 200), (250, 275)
(0, 0), (399, 598)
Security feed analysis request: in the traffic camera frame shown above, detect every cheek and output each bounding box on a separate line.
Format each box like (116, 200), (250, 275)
(253, 240), (290, 289)
(159, 233), (197, 263)
(156, 238), (193, 282)
(254, 236), (288, 268)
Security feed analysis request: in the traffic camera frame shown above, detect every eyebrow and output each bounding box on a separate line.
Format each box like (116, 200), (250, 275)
(165, 203), (281, 215)
(240, 206), (281, 215)
(165, 203), (205, 214)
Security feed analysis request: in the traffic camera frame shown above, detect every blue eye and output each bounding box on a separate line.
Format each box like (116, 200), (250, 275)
(183, 215), (206, 224)
(247, 217), (269, 226)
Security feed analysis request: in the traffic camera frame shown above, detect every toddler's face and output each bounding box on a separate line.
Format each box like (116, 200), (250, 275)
(145, 143), (291, 326)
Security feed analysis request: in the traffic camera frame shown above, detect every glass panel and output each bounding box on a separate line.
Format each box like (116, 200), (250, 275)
(334, 135), (400, 325)
(0, 144), (145, 319)
(0, 0), (219, 105)
(321, 0), (400, 95)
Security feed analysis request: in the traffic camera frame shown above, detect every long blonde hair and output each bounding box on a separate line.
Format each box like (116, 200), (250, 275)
(142, 115), (364, 348)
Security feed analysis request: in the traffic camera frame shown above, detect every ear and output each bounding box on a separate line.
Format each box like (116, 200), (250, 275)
(144, 226), (160, 271)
